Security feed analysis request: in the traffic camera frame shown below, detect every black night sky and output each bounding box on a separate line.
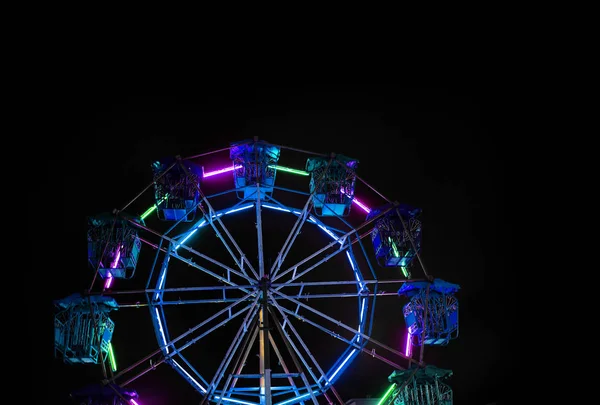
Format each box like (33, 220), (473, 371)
(35, 86), (509, 405)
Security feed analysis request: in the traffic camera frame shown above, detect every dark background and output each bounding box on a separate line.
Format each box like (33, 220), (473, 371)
(33, 85), (510, 405)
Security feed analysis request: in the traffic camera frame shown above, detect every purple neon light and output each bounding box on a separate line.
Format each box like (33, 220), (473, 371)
(405, 330), (412, 357)
(352, 197), (371, 213)
(105, 246), (121, 289)
(340, 188), (371, 213)
(104, 275), (113, 289)
(130, 400), (139, 405)
(203, 165), (242, 178)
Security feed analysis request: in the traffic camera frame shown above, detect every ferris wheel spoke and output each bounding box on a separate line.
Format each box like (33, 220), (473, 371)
(271, 289), (416, 366)
(173, 241), (255, 284)
(156, 284), (256, 305)
(168, 296), (260, 362)
(266, 331), (310, 403)
(196, 211), (259, 281)
(271, 205), (392, 284)
(263, 195), (314, 280)
(111, 292), (258, 386)
(180, 159), (260, 280)
(133, 221), (255, 285)
(201, 300), (261, 403)
(120, 301), (256, 389)
(268, 299), (343, 401)
(166, 250), (254, 294)
(272, 297), (410, 374)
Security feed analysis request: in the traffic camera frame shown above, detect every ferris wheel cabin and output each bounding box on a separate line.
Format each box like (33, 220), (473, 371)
(151, 157), (203, 222)
(398, 279), (460, 346)
(54, 294), (118, 365)
(367, 203), (422, 269)
(87, 212), (143, 280)
(229, 139), (281, 200)
(306, 154), (358, 217)
(385, 366), (453, 405)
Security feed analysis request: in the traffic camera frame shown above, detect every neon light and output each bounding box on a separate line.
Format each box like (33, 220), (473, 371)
(377, 383), (397, 405)
(130, 400), (139, 405)
(405, 330), (412, 357)
(141, 204), (157, 220)
(172, 360), (207, 393)
(214, 396), (258, 405)
(317, 223), (339, 241)
(104, 274), (113, 289)
(268, 165), (309, 176)
(108, 342), (117, 371)
(154, 308), (169, 353)
(141, 194), (169, 220)
(176, 228), (199, 249)
(400, 266), (409, 278)
(340, 189), (371, 213)
(389, 237), (400, 258)
(175, 204), (253, 250)
(110, 246), (122, 269)
(351, 196), (371, 213)
(275, 392), (313, 405)
(345, 251), (363, 287)
(328, 349), (356, 382)
(155, 256), (169, 300)
(105, 245), (122, 289)
(224, 203), (254, 214)
(203, 165), (242, 178)
(262, 204), (291, 213)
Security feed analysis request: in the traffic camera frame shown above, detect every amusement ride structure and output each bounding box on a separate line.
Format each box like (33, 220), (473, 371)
(54, 137), (460, 405)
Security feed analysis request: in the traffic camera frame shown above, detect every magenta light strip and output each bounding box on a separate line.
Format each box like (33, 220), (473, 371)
(405, 331), (412, 357)
(352, 197), (371, 213)
(130, 400), (139, 405)
(105, 246), (121, 289)
(340, 189), (371, 213)
(203, 165), (242, 178)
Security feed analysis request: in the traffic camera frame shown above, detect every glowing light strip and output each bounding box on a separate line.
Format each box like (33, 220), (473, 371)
(203, 165), (243, 178)
(340, 188), (371, 213)
(377, 383), (397, 405)
(107, 342), (117, 371)
(172, 359), (207, 393)
(275, 392), (315, 405)
(155, 256), (169, 301)
(141, 194), (169, 220)
(130, 400), (139, 405)
(224, 204), (254, 214)
(358, 297), (366, 342)
(351, 197), (371, 213)
(262, 204), (290, 213)
(328, 349), (356, 382)
(174, 204), (253, 250)
(154, 307), (169, 353)
(213, 396), (258, 405)
(346, 251), (364, 288)
(104, 274), (113, 289)
(405, 330), (412, 357)
(105, 246), (122, 289)
(268, 165), (309, 176)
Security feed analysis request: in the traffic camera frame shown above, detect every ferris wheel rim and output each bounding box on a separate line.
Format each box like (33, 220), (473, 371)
(148, 198), (372, 404)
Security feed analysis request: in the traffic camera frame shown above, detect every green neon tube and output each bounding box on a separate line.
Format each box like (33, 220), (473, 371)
(140, 194), (169, 220)
(377, 383), (397, 405)
(268, 165), (309, 176)
(108, 342), (117, 371)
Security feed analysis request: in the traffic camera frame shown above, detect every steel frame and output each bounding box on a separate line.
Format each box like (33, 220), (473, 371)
(78, 139), (433, 405)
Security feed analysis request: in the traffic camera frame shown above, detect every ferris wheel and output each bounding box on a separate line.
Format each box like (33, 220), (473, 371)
(54, 137), (460, 405)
